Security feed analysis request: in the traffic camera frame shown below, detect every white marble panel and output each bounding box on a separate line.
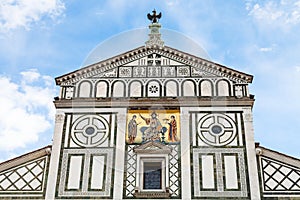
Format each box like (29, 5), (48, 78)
(90, 155), (105, 189)
(182, 80), (195, 96)
(224, 155), (238, 189)
(67, 156), (83, 190)
(112, 81), (125, 97)
(201, 155), (215, 189)
(217, 80), (230, 96)
(129, 81), (142, 97)
(165, 80), (177, 96)
(96, 81), (108, 97)
(200, 80), (213, 96)
(78, 81), (92, 97)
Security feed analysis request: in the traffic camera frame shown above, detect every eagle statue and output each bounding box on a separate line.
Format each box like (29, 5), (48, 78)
(147, 9), (162, 23)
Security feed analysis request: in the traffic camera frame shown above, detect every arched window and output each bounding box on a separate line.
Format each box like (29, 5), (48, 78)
(164, 80), (178, 97)
(216, 80), (230, 96)
(129, 81), (143, 97)
(95, 81), (109, 98)
(146, 80), (161, 97)
(78, 81), (92, 97)
(200, 80), (213, 96)
(112, 81), (126, 97)
(182, 80), (196, 96)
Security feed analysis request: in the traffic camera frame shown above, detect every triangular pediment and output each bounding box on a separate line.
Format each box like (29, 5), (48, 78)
(56, 45), (253, 86)
(133, 141), (172, 154)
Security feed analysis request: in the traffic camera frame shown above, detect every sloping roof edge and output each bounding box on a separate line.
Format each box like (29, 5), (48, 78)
(256, 143), (300, 169)
(0, 145), (52, 172)
(55, 45), (253, 86)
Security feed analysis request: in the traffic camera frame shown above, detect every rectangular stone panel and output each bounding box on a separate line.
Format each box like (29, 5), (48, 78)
(58, 148), (114, 198)
(201, 155), (215, 189)
(67, 155), (83, 190)
(192, 148), (248, 198)
(90, 155), (106, 190)
(224, 155), (238, 189)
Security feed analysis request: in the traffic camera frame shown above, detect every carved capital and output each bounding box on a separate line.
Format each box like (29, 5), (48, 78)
(55, 113), (65, 123)
(244, 113), (253, 122)
(117, 113), (127, 123)
(181, 113), (190, 121)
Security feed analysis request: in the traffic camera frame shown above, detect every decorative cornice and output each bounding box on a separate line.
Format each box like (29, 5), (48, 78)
(54, 96), (255, 109)
(134, 141), (172, 154)
(134, 191), (170, 198)
(55, 45), (253, 86)
(56, 46), (150, 85)
(153, 47), (252, 83)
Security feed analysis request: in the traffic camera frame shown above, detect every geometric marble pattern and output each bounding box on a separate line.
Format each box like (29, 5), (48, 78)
(192, 148), (248, 198)
(0, 158), (46, 191)
(123, 144), (180, 198)
(58, 148), (114, 198)
(124, 145), (137, 198)
(197, 113), (237, 146)
(261, 157), (300, 192)
(70, 114), (110, 148)
(0, 156), (48, 196)
(168, 144), (180, 197)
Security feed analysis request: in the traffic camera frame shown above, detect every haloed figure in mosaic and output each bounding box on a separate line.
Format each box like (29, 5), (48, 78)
(128, 115), (138, 143)
(167, 115), (178, 142)
(139, 112), (163, 141)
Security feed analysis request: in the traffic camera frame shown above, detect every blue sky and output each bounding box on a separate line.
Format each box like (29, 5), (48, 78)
(0, 0), (300, 161)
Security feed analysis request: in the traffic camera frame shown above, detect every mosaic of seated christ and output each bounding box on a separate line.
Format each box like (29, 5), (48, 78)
(126, 110), (180, 144)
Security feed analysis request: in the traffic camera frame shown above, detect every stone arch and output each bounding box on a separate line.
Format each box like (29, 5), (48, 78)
(146, 80), (161, 97)
(216, 79), (231, 96)
(164, 80), (179, 97)
(181, 79), (196, 96)
(95, 80), (109, 98)
(199, 79), (213, 96)
(78, 81), (92, 97)
(129, 80), (143, 97)
(111, 80), (126, 97)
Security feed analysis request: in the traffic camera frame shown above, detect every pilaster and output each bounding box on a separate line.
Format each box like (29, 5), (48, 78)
(180, 107), (191, 199)
(45, 112), (65, 199)
(113, 110), (127, 200)
(243, 107), (261, 200)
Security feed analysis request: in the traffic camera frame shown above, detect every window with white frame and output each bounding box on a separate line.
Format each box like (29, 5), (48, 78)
(133, 141), (172, 197)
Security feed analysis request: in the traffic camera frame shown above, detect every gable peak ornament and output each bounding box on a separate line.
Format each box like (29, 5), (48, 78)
(147, 9), (162, 23)
(145, 9), (164, 47)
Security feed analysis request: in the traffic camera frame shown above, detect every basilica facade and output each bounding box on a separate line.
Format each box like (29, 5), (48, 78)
(0, 14), (300, 200)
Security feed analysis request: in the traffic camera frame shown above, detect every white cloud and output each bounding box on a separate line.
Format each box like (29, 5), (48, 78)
(0, 69), (56, 152)
(256, 43), (277, 52)
(0, 0), (65, 32)
(20, 68), (40, 83)
(259, 47), (273, 52)
(247, 0), (300, 26)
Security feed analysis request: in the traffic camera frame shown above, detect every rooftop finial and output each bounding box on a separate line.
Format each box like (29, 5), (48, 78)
(147, 9), (162, 23)
(145, 9), (164, 47)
